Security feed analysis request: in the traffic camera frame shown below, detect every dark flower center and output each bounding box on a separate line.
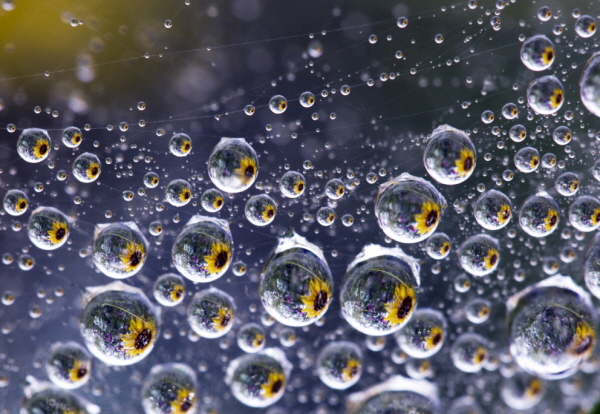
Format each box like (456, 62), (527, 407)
(174, 289), (183, 299)
(489, 253), (498, 266)
(397, 296), (413, 319)
(314, 290), (328, 312)
(180, 400), (192, 412)
(91, 166), (98, 176)
(550, 215), (558, 226)
(129, 250), (142, 267)
(463, 156), (473, 171)
(267, 208), (274, 218)
(135, 328), (152, 350)
(216, 199), (223, 207)
(184, 143), (190, 151)
(39, 144), (48, 155)
(425, 210), (438, 227)
(55, 227), (66, 241)
(502, 210), (510, 220)
(271, 379), (283, 394)
(546, 50), (554, 61)
(245, 165), (255, 178)
(432, 333), (442, 346)
(183, 191), (190, 200)
(19, 201), (26, 210)
(220, 312), (231, 327)
(74, 135), (81, 143)
(215, 250), (228, 269)
(297, 183), (304, 191)
(348, 365), (359, 378)
(77, 367), (87, 378)
(555, 92), (563, 104)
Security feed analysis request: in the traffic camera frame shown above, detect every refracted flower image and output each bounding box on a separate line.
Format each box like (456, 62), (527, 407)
(6, 1), (600, 413)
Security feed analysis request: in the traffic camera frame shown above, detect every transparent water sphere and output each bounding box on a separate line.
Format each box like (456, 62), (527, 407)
(423, 125), (476, 185)
(260, 232), (333, 326)
(208, 137), (259, 193)
(374, 174), (446, 243)
(172, 215), (233, 283)
(340, 245), (420, 335)
(507, 276), (597, 379)
(80, 282), (159, 366)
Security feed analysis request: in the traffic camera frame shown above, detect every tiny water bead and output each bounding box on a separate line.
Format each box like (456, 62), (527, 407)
(527, 75), (565, 115)
(208, 138), (259, 193)
(171, 215), (233, 283)
(324, 178), (346, 200)
(541, 153), (557, 168)
(279, 170), (306, 198)
(80, 282), (159, 366)
(316, 341), (362, 390)
(200, 188), (224, 213)
(187, 288), (235, 338)
(148, 221), (163, 236)
(245, 194), (277, 226)
(514, 147), (540, 173)
(425, 233), (451, 260)
(143, 172), (160, 188)
(340, 245), (420, 336)
(72, 152), (101, 183)
(568, 195), (600, 232)
(299, 91), (315, 108)
(473, 189), (512, 230)
(375, 174), (446, 244)
(480, 110), (494, 124)
(508, 124), (527, 142)
(45, 341), (92, 389)
(316, 206), (336, 226)
(465, 298), (491, 324)
(268, 94), (288, 114)
(61, 126), (83, 148)
(260, 232), (332, 327)
(507, 276), (597, 379)
(575, 15), (596, 38)
(451, 333), (489, 373)
(520, 35), (555, 71)
(141, 363), (198, 414)
(27, 206), (70, 250)
(519, 193), (560, 237)
(423, 125), (476, 185)
(153, 273), (186, 307)
(237, 323), (266, 353)
(17, 128), (52, 163)
(244, 105), (255, 115)
(457, 234), (500, 277)
(553, 125), (572, 145)
(501, 103), (518, 120)
(395, 308), (446, 359)
(168, 133), (192, 157)
(3, 189), (29, 216)
(165, 179), (193, 207)
(93, 221), (147, 279)
(556, 173), (580, 197)
(500, 371), (544, 410)
(226, 350), (290, 408)
(537, 6), (552, 21)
